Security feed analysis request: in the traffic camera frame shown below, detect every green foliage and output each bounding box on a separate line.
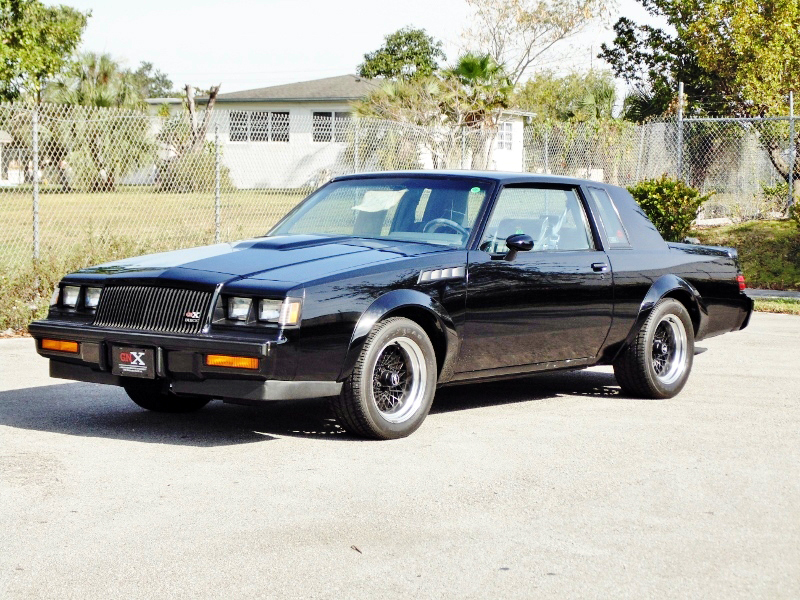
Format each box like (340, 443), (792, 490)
(514, 70), (617, 122)
(628, 175), (712, 241)
(156, 151), (232, 194)
(358, 27), (446, 80)
(0, 0), (90, 102)
(753, 297), (800, 315)
(129, 61), (174, 98)
(693, 220), (800, 290)
(600, 0), (800, 119)
(43, 52), (144, 108)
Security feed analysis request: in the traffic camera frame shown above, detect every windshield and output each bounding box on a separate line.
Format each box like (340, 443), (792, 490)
(270, 177), (492, 247)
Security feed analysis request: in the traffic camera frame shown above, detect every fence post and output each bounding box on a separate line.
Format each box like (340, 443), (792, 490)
(677, 81), (684, 182)
(353, 121), (360, 172)
(461, 127), (466, 169)
(544, 128), (550, 174)
(214, 124), (221, 244)
(789, 91), (795, 209)
(32, 105), (40, 262)
(635, 123), (646, 181)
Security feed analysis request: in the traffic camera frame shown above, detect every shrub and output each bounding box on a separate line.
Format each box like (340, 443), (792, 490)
(156, 151), (232, 194)
(628, 175), (712, 241)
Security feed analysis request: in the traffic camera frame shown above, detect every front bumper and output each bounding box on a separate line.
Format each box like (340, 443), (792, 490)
(29, 320), (342, 401)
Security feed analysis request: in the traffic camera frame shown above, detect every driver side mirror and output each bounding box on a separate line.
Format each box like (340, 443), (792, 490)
(504, 234), (534, 261)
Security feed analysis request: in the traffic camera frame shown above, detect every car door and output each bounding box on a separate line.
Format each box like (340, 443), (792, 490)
(457, 184), (614, 373)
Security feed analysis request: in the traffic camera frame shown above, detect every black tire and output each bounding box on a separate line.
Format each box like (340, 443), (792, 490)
(329, 317), (438, 440)
(123, 380), (211, 413)
(613, 298), (695, 399)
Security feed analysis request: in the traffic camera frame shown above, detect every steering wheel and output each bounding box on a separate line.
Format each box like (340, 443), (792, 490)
(422, 218), (469, 239)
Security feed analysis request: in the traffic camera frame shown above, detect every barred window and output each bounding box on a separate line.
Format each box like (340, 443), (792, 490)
(497, 122), (513, 150)
(313, 112), (351, 143)
(251, 112), (270, 142)
(313, 112), (333, 142)
(271, 112), (289, 142)
(230, 111), (248, 142)
(229, 111), (290, 142)
(334, 112), (351, 143)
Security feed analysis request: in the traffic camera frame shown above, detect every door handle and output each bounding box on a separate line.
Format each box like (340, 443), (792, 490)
(591, 262), (609, 272)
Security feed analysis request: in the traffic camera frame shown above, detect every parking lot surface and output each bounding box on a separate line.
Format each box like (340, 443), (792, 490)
(1, 313), (798, 599)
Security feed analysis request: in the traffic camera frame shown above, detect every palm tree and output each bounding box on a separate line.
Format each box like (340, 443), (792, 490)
(444, 53), (513, 129)
(43, 52), (143, 109)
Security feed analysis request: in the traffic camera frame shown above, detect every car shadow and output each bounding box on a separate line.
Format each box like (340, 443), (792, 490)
(0, 369), (622, 447)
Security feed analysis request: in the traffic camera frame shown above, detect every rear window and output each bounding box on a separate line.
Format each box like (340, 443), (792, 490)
(588, 187), (631, 248)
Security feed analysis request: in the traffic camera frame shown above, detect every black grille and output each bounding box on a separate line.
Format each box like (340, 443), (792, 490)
(93, 285), (213, 334)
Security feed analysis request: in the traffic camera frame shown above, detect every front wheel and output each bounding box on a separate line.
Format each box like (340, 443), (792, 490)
(613, 298), (695, 399)
(124, 380), (211, 413)
(330, 317), (437, 440)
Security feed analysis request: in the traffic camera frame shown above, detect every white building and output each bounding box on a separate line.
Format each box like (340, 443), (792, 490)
(146, 74), (529, 189)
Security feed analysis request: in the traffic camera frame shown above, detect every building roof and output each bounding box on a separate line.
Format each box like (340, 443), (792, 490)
(200, 74), (378, 104)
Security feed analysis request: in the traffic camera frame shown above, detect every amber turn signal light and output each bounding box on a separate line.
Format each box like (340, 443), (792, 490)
(42, 339), (79, 353)
(205, 354), (259, 370)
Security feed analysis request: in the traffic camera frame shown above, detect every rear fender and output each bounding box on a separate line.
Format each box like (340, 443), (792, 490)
(615, 274), (708, 361)
(338, 289), (459, 383)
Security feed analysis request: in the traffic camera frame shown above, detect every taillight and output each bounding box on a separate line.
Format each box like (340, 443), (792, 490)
(736, 274), (746, 291)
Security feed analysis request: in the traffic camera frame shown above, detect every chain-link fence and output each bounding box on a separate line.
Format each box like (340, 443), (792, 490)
(1, 103), (797, 276)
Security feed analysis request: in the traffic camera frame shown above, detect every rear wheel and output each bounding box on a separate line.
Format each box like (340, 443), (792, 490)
(613, 298), (695, 399)
(123, 380), (211, 413)
(330, 317), (437, 440)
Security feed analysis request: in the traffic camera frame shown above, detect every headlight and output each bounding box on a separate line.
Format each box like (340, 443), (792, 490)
(258, 299), (282, 322)
(50, 286), (60, 306)
(85, 287), (102, 308)
(62, 286), (80, 308)
(228, 297), (252, 320)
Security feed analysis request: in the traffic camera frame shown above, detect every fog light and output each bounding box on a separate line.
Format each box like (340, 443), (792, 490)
(42, 339), (79, 353)
(62, 286), (80, 308)
(205, 354), (259, 370)
(228, 297), (252, 320)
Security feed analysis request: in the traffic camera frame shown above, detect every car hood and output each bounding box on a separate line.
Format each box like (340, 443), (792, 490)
(76, 234), (447, 287)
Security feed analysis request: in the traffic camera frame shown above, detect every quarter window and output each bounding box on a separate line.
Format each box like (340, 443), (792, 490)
(480, 186), (594, 253)
(229, 111), (290, 142)
(587, 187), (631, 247)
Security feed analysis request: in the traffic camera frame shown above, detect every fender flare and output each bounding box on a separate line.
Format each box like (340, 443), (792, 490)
(338, 289), (460, 383)
(616, 274), (708, 361)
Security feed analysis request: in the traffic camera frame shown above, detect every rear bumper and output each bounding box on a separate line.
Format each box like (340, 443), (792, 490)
(30, 319), (341, 401)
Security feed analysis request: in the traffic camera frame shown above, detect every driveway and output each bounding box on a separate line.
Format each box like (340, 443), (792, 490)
(1, 313), (798, 599)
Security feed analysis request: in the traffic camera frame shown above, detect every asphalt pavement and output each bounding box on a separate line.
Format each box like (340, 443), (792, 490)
(0, 313), (798, 599)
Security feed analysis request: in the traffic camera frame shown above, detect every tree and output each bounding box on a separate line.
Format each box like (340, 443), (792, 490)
(0, 0), (90, 102)
(43, 52), (144, 108)
(600, 0), (800, 186)
(463, 0), (611, 85)
(358, 27), (446, 80)
(129, 61), (174, 98)
(514, 70), (617, 121)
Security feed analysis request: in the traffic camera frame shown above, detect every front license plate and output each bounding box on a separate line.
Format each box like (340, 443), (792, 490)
(111, 346), (156, 379)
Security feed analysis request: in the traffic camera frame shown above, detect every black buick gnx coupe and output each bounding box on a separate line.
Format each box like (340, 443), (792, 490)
(31, 171), (753, 439)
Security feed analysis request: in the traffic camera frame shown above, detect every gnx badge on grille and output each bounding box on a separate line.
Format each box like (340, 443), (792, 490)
(184, 311), (201, 323)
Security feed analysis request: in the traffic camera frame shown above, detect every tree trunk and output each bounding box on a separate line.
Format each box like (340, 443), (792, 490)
(184, 84), (221, 153)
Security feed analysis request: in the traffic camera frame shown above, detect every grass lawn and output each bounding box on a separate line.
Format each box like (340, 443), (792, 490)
(693, 220), (800, 291)
(754, 297), (800, 315)
(0, 186), (308, 332)
(1, 186), (307, 270)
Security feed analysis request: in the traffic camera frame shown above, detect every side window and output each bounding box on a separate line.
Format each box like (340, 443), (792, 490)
(480, 186), (594, 253)
(587, 187), (631, 248)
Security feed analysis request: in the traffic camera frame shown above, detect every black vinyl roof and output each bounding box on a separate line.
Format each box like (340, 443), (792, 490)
(332, 170), (623, 190)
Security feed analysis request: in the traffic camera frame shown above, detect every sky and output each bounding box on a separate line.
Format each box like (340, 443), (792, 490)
(58, 0), (667, 95)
